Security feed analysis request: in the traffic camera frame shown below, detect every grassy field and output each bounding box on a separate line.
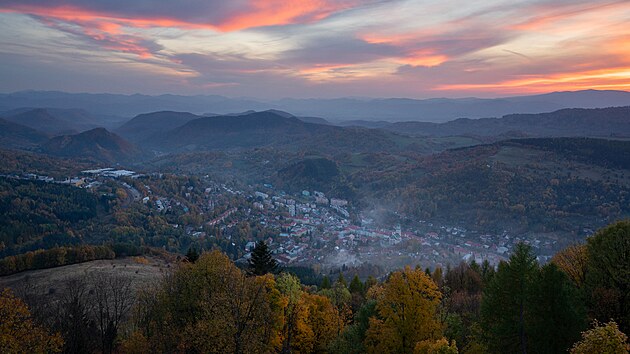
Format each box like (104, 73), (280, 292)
(0, 256), (172, 297)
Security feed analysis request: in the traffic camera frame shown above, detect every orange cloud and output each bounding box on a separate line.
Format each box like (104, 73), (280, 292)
(435, 67), (630, 94)
(0, 1), (357, 32)
(215, 0), (358, 32)
(399, 50), (448, 67)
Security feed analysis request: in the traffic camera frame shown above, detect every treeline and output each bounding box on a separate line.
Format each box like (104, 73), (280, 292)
(0, 242), (163, 276)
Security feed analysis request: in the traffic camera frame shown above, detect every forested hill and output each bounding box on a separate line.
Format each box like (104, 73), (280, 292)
(354, 137), (630, 236)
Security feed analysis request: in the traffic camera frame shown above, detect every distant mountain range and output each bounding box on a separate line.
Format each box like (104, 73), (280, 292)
(2, 89), (630, 122)
(0, 104), (628, 165)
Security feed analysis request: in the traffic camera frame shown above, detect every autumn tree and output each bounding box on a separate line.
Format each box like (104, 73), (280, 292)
(276, 272), (304, 353)
(365, 266), (443, 354)
(570, 320), (629, 354)
(552, 244), (588, 288)
(248, 240), (278, 276)
(0, 288), (63, 354)
(129, 250), (284, 353)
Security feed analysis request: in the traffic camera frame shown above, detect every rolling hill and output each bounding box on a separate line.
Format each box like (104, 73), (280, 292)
(148, 110), (425, 154)
(40, 127), (143, 163)
(0, 118), (49, 149)
(115, 111), (200, 143)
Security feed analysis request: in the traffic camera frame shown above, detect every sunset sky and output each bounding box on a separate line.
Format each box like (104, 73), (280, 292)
(1, 0), (629, 98)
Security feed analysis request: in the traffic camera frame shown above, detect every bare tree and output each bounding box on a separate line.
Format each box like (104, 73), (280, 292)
(90, 272), (134, 354)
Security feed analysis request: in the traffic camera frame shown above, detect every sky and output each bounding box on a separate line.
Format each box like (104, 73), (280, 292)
(0, 0), (629, 98)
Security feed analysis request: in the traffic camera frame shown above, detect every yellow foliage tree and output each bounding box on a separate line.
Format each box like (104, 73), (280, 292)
(552, 244), (588, 287)
(365, 266), (443, 354)
(414, 337), (458, 354)
(0, 288), (63, 354)
(131, 251), (284, 353)
(299, 293), (344, 352)
(570, 320), (629, 354)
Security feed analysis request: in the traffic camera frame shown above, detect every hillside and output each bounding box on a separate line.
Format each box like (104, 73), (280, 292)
(383, 106), (630, 137)
(115, 111), (200, 143)
(0, 118), (49, 149)
(40, 127), (143, 163)
(276, 158), (341, 192)
(355, 137), (630, 236)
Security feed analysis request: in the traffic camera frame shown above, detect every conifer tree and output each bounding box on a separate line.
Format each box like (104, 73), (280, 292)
(321, 276), (331, 289)
(248, 241), (278, 276)
(349, 275), (364, 294)
(185, 246), (199, 263)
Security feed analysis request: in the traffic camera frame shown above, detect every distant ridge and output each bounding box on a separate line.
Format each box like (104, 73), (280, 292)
(0, 118), (49, 149)
(3, 108), (78, 135)
(2, 89), (630, 122)
(381, 106), (630, 137)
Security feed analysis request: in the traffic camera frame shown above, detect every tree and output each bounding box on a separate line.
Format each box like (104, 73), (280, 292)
(349, 274), (364, 294)
(481, 243), (587, 354)
(570, 320), (629, 354)
(584, 221), (630, 334)
(552, 244), (588, 288)
(321, 275), (331, 289)
(528, 263), (587, 354)
(91, 273), (135, 354)
(185, 246), (199, 263)
(365, 266), (443, 354)
(414, 338), (459, 354)
(132, 250), (284, 353)
(248, 240), (278, 276)
(276, 273), (304, 353)
(481, 243), (538, 354)
(0, 288), (63, 354)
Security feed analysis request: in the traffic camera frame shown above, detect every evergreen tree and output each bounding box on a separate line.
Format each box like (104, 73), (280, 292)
(248, 241), (278, 276)
(185, 246), (199, 263)
(481, 243), (538, 354)
(584, 220), (630, 334)
(321, 276), (331, 289)
(337, 273), (347, 287)
(481, 243), (587, 354)
(349, 275), (364, 294)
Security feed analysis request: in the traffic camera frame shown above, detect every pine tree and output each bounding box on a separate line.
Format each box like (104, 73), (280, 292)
(349, 275), (364, 294)
(186, 246), (199, 263)
(248, 241), (278, 276)
(321, 276), (331, 289)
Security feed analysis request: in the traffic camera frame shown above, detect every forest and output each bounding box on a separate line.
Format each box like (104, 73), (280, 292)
(1, 220), (628, 354)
